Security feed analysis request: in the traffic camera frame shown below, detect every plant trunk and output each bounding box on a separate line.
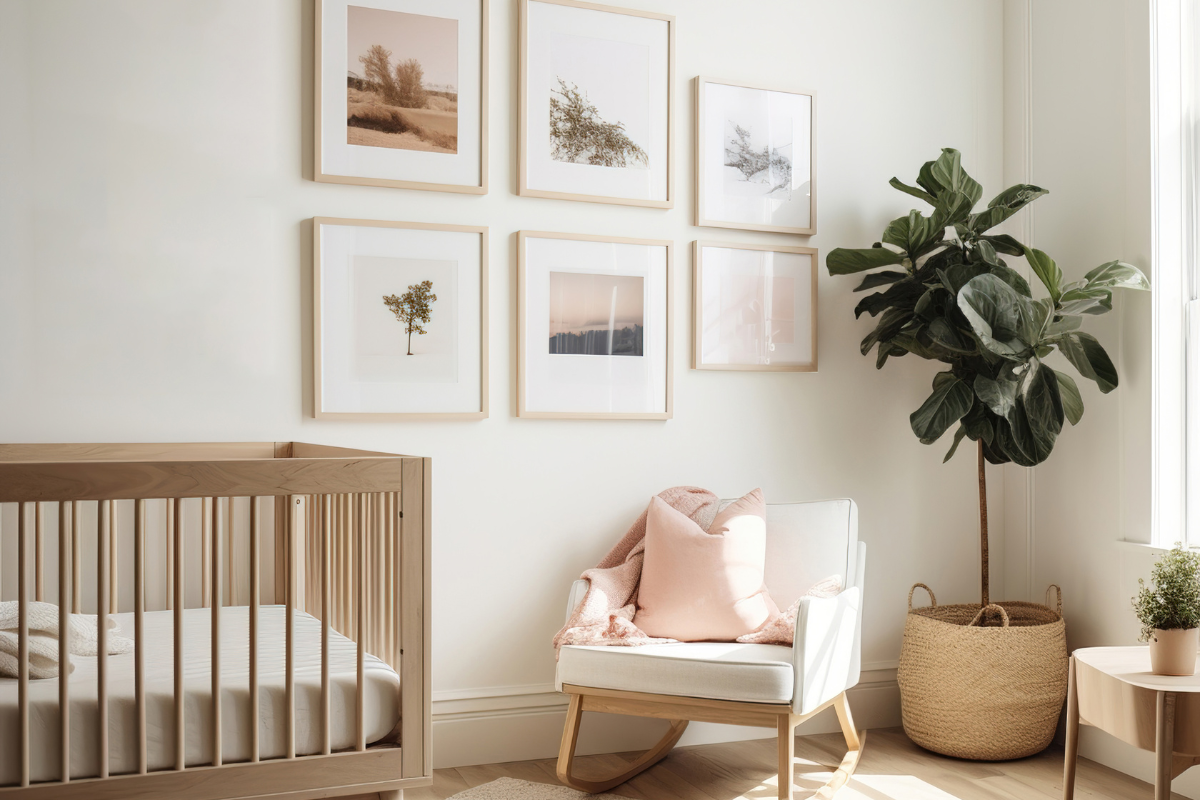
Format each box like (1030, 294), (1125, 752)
(407, 326), (413, 356)
(978, 438), (989, 608)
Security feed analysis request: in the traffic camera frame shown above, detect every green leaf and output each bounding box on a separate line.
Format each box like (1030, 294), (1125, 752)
(853, 271), (907, 292)
(1057, 286), (1113, 316)
(889, 177), (935, 205)
(992, 264), (1033, 297)
(930, 149), (983, 208)
(1023, 247), (1063, 302)
(1083, 260), (1151, 291)
(961, 403), (995, 445)
(883, 210), (942, 256)
(859, 307), (912, 356)
(910, 376), (974, 444)
(943, 425), (968, 462)
(1059, 332), (1118, 393)
(1011, 361), (1064, 464)
(916, 160), (945, 197)
(932, 190), (973, 227)
(827, 247), (907, 275)
(975, 240), (999, 265)
(1054, 369), (1084, 425)
(979, 234), (1026, 256)
(854, 280), (926, 319)
(967, 184), (1048, 234)
(932, 370), (957, 390)
(974, 374), (1019, 419)
(924, 317), (973, 353)
(957, 273), (1037, 360)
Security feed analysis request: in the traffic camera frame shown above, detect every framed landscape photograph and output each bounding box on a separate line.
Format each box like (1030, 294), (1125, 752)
(693, 241), (817, 372)
(518, 0), (674, 208)
(696, 77), (815, 235)
(314, 0), (488, 194)
(313, 217), (488, 418)
(518, 231), (672, 418)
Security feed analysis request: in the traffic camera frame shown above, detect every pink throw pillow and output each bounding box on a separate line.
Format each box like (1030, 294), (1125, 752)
(634, 489), (779, 641)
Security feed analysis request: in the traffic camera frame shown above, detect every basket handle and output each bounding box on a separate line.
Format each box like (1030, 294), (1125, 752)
(1045, 584), (1063, 616)
(908, 583), (937, 611)
(968, 604), (1011, 628)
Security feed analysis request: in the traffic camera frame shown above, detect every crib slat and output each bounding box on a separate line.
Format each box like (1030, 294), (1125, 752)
(109, 500), (118, 614)
(18, 502), (30, 787)
(211, 497), (222, 767)
(202, 497), (212, 608)
(227, 497), (237, 606)
(34, 502), (44, 602)
(173, 498), (185, 771)
(58, 500), (71, 783)
(97, 499), (110, 779)
(285, 494), (296, 759)
(357, 492), (366, 751)
(165, 499), (174, 611)
(71, 500), (82, 614)
(135, 499), (147, 774)
(321, 494), (331, 755)
(249, 496), (260, 763)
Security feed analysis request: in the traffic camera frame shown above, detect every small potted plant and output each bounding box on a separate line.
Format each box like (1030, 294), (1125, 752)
(1133, 545), (1200, 676)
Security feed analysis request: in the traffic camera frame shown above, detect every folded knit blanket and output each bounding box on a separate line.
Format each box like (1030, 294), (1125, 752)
(552, 487), (843, 653)
(0, 601), (134, 679)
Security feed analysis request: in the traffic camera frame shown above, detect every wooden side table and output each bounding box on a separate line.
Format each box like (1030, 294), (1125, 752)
(1064, 647), (1200, 800)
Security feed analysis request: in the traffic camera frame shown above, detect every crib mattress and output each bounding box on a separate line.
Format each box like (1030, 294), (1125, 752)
(0, 605), (400, 784)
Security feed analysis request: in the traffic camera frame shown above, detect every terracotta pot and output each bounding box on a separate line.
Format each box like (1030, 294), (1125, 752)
(1149, 627), (1199, 676)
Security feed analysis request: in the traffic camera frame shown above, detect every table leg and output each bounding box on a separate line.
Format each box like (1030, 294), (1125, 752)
(1156, 691), (1176, 800)
(1063, 657), (1079, 800)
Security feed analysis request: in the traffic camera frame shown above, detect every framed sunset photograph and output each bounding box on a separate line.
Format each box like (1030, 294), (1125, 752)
(693, 241), (817, 372)
(314, 0), (488, 194)
(696, 77), (815, 235)
(518, 0), (674, 208)
(313, 217), (488, 418)
(518, 231), (672, 419)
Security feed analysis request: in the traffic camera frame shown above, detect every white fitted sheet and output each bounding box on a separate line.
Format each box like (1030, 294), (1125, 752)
(0, 605), (399, 784)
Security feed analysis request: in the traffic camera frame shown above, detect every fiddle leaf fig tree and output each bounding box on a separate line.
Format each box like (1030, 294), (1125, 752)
(827, 148), (1149, 607)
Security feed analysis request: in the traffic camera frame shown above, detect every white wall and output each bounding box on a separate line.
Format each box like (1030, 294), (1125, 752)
(0, 0), (1007, 767)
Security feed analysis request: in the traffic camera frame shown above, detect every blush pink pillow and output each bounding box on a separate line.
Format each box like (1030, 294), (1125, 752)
(633, 489), (779, 642)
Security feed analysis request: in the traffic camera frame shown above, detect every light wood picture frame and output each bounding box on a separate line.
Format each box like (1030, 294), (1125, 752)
(518, 0), (675, 209)
(313, 217), (489, 419)
(695, 76), (816, 235)
(518, 230), (673, 419)
(314, 0), (489, 194)
(692, 240), (818, 372)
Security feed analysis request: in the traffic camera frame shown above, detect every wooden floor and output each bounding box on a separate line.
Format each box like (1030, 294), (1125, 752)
(405, 727), (1182, 800)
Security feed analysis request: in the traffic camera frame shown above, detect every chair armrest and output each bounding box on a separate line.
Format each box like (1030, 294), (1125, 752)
(564, 579), (589, 625)
(791, 541), (865, 715)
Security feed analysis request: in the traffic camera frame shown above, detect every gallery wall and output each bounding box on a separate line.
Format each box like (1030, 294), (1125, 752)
(0, 0), (1007, 767)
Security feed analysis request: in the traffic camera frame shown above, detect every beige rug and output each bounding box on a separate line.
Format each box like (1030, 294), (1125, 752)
(446, 777), (623, 799)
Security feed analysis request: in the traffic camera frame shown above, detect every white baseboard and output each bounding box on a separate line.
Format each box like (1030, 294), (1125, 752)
(432, 665), (901, 769)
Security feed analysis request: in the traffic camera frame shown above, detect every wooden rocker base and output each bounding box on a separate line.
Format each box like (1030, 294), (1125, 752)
(556, 685), (865, 800)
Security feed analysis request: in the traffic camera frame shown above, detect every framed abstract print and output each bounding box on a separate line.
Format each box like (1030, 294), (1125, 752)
(518, 231), (672, 419)
(696, 77), (816, 235)
(315, 0), (488, 194)
(692, 241), (817, 372)
(518, 0), (674, 208)
(313, 217), (488, 418)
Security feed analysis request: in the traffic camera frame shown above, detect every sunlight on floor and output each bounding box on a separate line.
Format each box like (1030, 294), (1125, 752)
(847, 775), (964, 800)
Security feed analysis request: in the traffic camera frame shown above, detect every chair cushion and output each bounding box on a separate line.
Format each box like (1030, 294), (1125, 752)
(633, 490), (778, 641)
(556, 642), (794, 704)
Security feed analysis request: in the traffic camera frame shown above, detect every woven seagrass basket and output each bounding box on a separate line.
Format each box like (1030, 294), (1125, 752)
(897, 583), (1068, 761)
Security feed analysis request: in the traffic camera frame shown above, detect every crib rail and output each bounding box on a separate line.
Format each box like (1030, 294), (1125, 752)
(0, 442), (431, 800)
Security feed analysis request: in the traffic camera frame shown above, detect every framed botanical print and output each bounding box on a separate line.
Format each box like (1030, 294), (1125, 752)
(314, 0), (488, 194)
(696, 77), (816, 235)
(693, 241), (817, 372)
(518, 0), (674, 208)
(518, 231), (672, 419)
(313, 217), (488, 418)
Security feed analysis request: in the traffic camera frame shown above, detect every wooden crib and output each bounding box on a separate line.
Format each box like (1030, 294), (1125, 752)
(0, 442), (430, 800)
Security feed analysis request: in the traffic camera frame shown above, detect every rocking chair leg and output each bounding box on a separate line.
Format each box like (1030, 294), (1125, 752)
(778, 713), (797, 800)
(811, 692), (866, 800)
(556, 693), (689, 794)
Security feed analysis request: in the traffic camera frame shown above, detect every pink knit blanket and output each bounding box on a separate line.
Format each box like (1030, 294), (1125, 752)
(552, 486), (840, 652)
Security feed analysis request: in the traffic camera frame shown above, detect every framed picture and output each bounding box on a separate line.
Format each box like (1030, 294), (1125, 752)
(314, 0), (488, 194)
(313, 217), (488, 418)
(518, 231), (672, 419)
(692, 241), (817, 372)
(696, 77), (816, 235)
(518, 0), (674, 208)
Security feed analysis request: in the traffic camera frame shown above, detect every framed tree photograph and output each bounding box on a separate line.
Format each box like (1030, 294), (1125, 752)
(518, 0), (674, 208)
(518, 231), (672, 418)
(696, 77), (815, 235)
(693, 241), (817, 372)
(314, 0), (488, 194)
(313, 217), (488, 418)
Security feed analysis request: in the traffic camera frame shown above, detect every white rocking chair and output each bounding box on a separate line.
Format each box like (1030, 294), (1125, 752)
(555, 498), (867, 800)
